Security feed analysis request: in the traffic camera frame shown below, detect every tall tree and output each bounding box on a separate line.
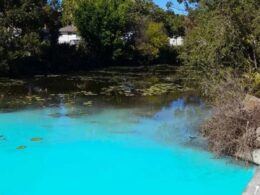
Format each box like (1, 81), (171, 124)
(61, 0), (80, 25)
(0, 0), (61, 74)
(74, 0), (133, 63)
(135, 21), (168, 61)
(45, 0), (62, 46)
(180, 0), (260, 80)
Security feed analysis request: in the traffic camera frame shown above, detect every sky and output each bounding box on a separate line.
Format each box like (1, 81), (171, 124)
(153, 0), (198, 15)
(58, 0), (191, 15)
(153, 0), (188, 15)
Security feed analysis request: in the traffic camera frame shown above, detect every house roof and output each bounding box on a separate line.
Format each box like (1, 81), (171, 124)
(59, 25), (77, 34)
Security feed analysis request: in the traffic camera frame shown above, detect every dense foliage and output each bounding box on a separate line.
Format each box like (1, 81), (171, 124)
(135, 22), (168, 61)
(71, 0), (184, 64)
(178, 0), (260, 158)
(180, 0), (260, 83)
(74, 0), (133, 63)
(61, 0), (80, 25)
(0, 0), (45, 73)
(0, 0), (185, 75)
(0, 0), (61, 75)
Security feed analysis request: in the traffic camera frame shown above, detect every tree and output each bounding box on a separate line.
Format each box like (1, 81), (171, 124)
(45, 0), (62, 46)
(61, 0), (81, 25)
(130, 0), (184, 36)
(180, 0), (260, 82)
(136, 22), (168, 61)
(74, 0), (133, 63)
(0, 0), (61, 74)
(0, 0), (44, 72)
(164, 11), (185, 37)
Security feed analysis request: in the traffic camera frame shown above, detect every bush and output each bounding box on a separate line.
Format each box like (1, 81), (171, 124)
(243, 72), (260, 97)
(201, 72), (260, 157)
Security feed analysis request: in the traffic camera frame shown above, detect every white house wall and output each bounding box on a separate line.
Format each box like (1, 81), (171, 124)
(58, 34), (81, 45)
(169, 37), (184, 46)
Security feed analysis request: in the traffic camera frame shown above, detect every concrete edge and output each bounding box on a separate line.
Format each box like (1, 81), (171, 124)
(243, 167), (260, 195)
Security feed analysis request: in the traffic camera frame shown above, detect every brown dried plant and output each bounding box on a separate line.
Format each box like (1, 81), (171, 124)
(201, 71), (260, 158)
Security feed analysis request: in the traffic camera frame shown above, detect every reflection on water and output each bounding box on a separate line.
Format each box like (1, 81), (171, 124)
(0, 96), (255, 195)
(0, 65), (183, 111)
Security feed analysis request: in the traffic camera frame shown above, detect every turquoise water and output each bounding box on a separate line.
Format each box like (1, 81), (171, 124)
(0, 98), (255, 195)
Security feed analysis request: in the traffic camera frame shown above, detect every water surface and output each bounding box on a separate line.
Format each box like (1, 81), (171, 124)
(0, 97), (255, 195)
(0, 66), (255, 195)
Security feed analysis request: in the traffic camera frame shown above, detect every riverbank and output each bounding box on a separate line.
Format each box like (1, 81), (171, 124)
(243, 168), (260, 195)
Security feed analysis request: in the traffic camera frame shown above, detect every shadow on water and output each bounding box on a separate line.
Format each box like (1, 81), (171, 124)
(0, 65), (187, 112)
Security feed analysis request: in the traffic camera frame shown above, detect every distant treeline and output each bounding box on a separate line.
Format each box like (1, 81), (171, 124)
(0, 0), (185, 77)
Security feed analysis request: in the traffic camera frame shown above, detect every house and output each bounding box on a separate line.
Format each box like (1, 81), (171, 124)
(58, 25), (81, 45)
(169, 36), (184, 46)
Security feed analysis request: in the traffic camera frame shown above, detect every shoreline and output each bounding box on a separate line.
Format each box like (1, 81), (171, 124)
(243, 167), (260, 195)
